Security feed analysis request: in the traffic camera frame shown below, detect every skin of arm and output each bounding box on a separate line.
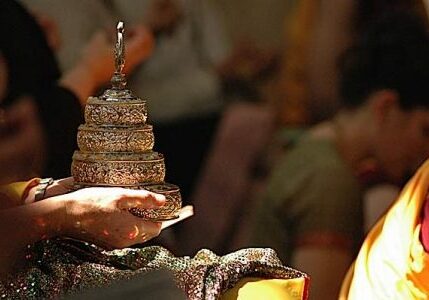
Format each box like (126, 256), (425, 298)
(0, 187), (165, 279)
(0, 195), (65, 277)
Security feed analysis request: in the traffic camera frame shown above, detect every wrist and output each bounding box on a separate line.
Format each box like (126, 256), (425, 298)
(53, 194), (74, 237)
(55, 194), (85, 239)
(45, 180), (73, 200)
(28, 195), (70, 239)
(21, 178), (40, 204)
(25, 178), (59, 204)
(34, 178), (54, 202)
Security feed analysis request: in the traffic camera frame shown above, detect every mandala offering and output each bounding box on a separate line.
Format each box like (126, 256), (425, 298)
(71, 22), (181, 221)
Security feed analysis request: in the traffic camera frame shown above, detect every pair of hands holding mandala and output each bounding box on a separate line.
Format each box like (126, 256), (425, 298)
(22, 177), (192, 249)
(0, 177), (193, 278)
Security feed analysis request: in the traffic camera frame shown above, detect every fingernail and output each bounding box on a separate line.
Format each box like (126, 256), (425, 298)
(155, 195), (166, 205)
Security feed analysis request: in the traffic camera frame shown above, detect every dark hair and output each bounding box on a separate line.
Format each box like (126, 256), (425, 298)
(0, 0), (59, 107)
(339, 11), (429, 110)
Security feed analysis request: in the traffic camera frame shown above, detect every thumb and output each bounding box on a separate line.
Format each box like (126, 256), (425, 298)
(116, 189), (166, 210)
(125, 25), (154, 66)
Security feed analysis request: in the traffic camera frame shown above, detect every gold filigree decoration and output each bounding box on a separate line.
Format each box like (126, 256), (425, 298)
(77, 125), (154, 153)
(84, 100), (147, 126)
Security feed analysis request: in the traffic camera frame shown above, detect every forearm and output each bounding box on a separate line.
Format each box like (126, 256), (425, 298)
(292, 247), (352, 300)
(0, 196), (67, 278)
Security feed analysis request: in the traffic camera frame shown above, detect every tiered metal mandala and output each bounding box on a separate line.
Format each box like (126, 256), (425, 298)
(71, 22), (181, 221)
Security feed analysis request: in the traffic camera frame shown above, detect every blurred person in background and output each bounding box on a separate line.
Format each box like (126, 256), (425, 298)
(250, 11), (429, 300)
(276, 0), (427, 125)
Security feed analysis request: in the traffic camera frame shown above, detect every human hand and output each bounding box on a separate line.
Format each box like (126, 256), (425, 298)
(62, 25), (154, 104)
(122, 25), (156, 74)
(60, 187), (165, 248)
(0, 98), (45, 185)
(79, 25), (154, 87)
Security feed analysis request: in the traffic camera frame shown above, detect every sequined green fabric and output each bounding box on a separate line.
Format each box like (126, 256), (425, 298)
(0, 239), (307, 299)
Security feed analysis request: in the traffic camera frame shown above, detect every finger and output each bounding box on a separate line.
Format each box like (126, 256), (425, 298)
(121, 25), (154, 76)
(126, 26), (154, 56)
(116, 189), (166, 209)
(123, 188), (166, 203)
(119, 220), (161, 246)
(147, 191), (167, 203)
(138, 221), (162, 242)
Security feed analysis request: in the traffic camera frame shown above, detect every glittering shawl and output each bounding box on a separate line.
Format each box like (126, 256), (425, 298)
(0, 238), (308, 299)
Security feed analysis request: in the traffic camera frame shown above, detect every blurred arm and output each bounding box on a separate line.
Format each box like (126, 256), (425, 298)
(292, 243), (352, 299)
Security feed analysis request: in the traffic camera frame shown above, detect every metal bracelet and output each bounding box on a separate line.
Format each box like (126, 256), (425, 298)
(34, 178), (54, 202)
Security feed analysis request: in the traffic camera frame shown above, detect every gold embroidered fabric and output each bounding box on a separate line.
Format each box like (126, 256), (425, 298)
(0, 239), (307, 299)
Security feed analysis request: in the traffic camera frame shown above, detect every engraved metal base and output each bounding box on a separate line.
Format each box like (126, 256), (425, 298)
(77, 124), (154, 153)
(85, 96), (148, 126)
(129, 183), (182, 221)
(72, 151), (165, 186)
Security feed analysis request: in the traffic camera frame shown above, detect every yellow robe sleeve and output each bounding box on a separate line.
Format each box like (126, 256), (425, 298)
(340, 159), (429, 299)
(0, 179), (39, 207)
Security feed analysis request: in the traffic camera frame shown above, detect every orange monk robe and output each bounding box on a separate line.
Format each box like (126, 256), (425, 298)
(340, 159), (429, 299)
